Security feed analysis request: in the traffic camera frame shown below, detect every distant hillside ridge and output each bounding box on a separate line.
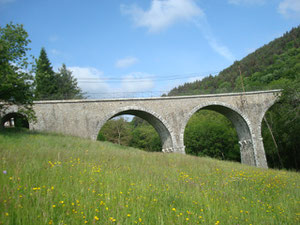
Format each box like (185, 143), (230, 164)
(168, 25), (300, 96)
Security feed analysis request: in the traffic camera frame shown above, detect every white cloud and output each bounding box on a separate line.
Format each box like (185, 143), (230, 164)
(278, 0), (300, 18)
(68, 67), (110, 95)
(122, 0), (234, 61)
(67, 67), (156, 99)
(206, 37), (235, 61)
(228, 0), (266, 5)
(49, 35), (59, 42)
(50, 49), (61, 56)
(115, 56), (138, 68)
(121, 72), (154, 92)
(121, 0), (204, 32)
(194, 19), (235, 61)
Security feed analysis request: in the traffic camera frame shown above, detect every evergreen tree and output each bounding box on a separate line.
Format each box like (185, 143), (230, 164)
(34, 48), (57, 100)
(56, 64), (84, 99)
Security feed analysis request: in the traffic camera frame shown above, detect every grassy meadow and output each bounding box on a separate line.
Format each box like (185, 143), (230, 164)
(0, 129), (299, 225)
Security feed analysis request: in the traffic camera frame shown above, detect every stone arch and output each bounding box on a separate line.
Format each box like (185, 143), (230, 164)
(258, 95), (280, 136)
(94, 106), (176, 152)
(1, 112), (29, 129)
(256, 94), (281, 167)
(181, 102), (258, 166)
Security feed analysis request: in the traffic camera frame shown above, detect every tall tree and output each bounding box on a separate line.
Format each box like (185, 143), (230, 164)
(0, 22), (35, 122)
(56, 64), (84, 99)
(34, 48), (57, 100)
(97, 117), (132, 146)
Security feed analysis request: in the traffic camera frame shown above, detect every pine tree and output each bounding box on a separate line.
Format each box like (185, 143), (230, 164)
(56, 64), (84, 99)
(34, 48), (57, 100)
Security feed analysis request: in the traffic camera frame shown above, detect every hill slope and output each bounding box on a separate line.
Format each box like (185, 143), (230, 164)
(166, 26), (300, 171)
(0, 129), (299, 224)
(169, 26), (300, 95)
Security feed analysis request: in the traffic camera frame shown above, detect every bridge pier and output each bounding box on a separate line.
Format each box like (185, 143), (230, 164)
(249, 123), (268, 168)
(239, 139), (256, 166)
(162, 146), (186, 154)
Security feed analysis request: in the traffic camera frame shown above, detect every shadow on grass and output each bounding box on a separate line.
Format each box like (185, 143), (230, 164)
(0, 128), (42, 138)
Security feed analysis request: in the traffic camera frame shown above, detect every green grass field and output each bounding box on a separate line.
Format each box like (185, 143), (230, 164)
(0, 129), (299, 225)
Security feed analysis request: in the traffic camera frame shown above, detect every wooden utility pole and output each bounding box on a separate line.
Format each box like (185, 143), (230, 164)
(263, 116), (284, 168)
(238, 64), (245, 92)
(238, 63), (282, 168)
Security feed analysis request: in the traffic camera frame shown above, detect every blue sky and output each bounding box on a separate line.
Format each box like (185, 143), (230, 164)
(1, 0), (299, 98)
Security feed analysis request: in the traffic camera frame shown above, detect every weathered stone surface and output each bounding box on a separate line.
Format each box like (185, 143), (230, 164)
(0, 90), (280, 168)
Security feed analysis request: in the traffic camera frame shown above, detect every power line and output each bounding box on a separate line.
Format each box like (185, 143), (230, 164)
(76, 71), (220, 83)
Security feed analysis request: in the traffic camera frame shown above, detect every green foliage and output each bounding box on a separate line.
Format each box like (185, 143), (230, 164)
(130, 122), (161, 152)
(184, 110), (240, 161)
(34, 47), (57, 100)
(97, 117), (132, 146)
(0, 22), (35, 122)
(13, 115), (29, 128)
(0, 130), (299, 224)
(35, 49), (84, 100)
(55, 64), (84, 100)
(97, 116), (162, 152)
(263, 78), (300, 170)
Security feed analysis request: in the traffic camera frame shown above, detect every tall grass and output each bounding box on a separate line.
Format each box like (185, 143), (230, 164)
(0, 129), (299, 224)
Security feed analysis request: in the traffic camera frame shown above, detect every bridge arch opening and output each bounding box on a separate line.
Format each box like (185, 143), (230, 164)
(96, 109), (175, 152)
(182, 104), (256, 165)
(1, 112), (29, 129)
(261, 102), (300, 170)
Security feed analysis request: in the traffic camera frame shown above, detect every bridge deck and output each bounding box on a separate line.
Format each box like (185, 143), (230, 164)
(33, 89), (281, 104)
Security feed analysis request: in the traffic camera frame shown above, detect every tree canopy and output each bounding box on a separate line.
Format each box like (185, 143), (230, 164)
(55, 64), (84, 100)
(34, 48), (84, 100)
(0, 22), (35, 121)
(34, 47), (57, 100)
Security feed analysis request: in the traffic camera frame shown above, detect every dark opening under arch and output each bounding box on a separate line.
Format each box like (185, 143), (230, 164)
(1, 113), (29, 129)
(97, 109), (174, 152)
(183, 104), (256, 165)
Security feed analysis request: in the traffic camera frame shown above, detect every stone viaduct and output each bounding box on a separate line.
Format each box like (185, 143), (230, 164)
(0, 90), (281, 168)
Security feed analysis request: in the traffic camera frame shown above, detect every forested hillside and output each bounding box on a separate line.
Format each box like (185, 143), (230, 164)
(97, 26), (300, 170)
(167, 25), (300, 170)
(169, 26), (300, 96)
